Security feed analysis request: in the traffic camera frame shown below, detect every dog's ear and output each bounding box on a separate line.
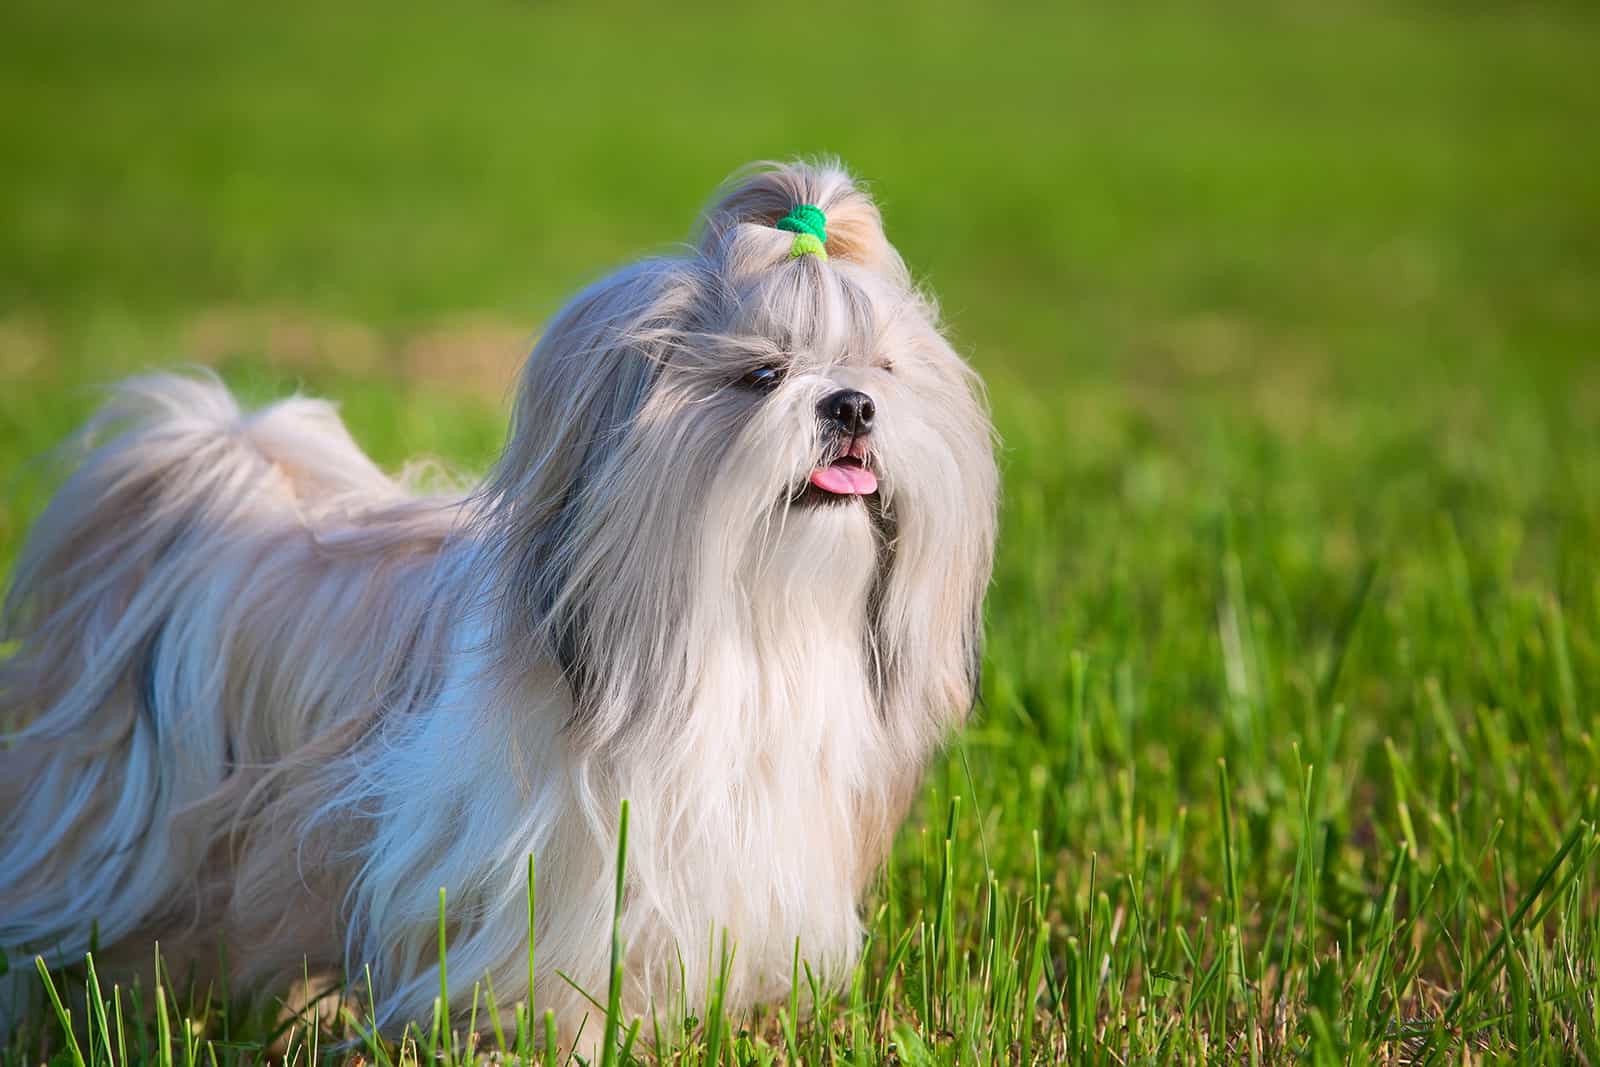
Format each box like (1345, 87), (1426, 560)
(477, 260), (694, 707)
(864, 331), (999, 764)
(532, 491), (595, 710)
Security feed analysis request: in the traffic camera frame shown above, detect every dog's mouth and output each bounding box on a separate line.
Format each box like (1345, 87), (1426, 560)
(804, 436), (877, 499)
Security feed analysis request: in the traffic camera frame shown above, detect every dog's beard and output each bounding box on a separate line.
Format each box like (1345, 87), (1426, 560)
(705, 404), (887, 605)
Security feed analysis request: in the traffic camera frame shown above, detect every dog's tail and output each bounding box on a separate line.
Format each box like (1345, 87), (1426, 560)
(0, 371), (413, 986)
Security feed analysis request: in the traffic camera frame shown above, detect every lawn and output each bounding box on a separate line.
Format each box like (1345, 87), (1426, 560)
(3, 0), (1599, 1063)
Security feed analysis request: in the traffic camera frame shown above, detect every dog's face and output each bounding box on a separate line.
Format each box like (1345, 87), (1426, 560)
(618, 256), (992, 584)
(481, 173), (996, 748)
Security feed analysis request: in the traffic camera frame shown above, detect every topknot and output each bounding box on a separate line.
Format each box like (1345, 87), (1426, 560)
(694, 160), (907, 280)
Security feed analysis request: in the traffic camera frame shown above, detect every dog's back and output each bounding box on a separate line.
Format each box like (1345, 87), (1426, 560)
(0, 372), (457, 1009)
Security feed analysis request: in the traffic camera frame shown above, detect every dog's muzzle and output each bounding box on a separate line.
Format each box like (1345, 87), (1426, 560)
(808, 389), (877, 496)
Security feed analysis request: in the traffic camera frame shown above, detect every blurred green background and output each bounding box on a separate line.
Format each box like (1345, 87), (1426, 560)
(5, 2), (1594, 395)
(3, 0), (1599, 1056)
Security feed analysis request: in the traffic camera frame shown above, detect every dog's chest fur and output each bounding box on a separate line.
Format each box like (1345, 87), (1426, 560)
(586, 519), (890, 1010)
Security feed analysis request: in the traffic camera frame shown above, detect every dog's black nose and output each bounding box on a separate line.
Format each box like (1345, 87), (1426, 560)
(820, 389), (875, 435)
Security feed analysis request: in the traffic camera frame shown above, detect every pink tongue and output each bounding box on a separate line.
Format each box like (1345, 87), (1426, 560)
(809, 462), (879, 495)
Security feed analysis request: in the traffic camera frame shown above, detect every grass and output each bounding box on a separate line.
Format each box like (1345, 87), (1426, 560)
(3, 0), (1599, 1062)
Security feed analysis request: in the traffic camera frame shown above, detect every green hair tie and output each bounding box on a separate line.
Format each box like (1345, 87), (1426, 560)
(776, 204), (828, 261)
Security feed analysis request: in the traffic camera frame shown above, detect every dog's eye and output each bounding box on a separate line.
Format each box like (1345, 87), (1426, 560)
(740, 364), (785, 392)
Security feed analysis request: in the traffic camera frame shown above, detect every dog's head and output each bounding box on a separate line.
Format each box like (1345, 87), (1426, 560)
(479, 161), (997, 750)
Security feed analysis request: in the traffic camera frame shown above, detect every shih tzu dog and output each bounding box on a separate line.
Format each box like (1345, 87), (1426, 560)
(0, 161), (997, 1046)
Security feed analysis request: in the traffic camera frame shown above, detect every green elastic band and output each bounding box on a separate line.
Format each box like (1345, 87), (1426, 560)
(776, 204), (828, 260)
(787, 233), (827, 260)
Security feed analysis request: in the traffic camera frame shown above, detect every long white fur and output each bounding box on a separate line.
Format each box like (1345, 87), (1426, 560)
(0, 161), (997, 1048)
